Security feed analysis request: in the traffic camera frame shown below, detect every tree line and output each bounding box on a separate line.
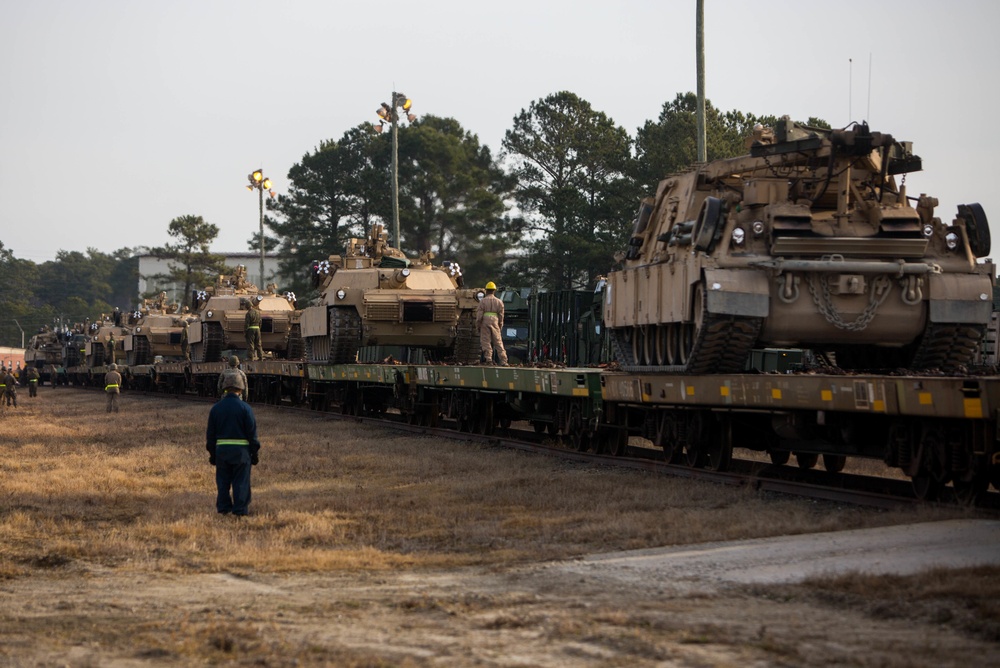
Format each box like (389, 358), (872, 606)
(0, 91), (827, 347)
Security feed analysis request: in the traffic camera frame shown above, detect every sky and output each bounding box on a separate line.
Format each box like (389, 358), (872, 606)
(2, 0), (999, 264)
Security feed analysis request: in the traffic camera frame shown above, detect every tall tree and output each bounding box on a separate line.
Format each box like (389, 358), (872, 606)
(148, 216), (227, 309)
(395, 115), (516, 287)
(633, 92), (783, 191)
(268, 124), (390, 297)
(502, 91), (637, 290)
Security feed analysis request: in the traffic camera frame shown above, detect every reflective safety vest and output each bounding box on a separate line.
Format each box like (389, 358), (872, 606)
(105, 383), (119, 391)
(216, 439), (250, 447)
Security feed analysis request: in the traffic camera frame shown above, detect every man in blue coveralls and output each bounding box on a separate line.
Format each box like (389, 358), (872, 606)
(206, 373), (260, 516)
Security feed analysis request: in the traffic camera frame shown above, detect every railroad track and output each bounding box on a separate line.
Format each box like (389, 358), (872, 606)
(272, 398), (1000, 512)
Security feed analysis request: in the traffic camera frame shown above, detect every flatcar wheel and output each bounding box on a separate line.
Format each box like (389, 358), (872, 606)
(567, 404), (589, 452)
(477, 399), (495, 435)
(684, 411), (708, 468)
(912, 472), (945, 501)
(795, 452), (818, 469)
(822, 454), (847, 473)
(704, 416), (732, 472)
(655, 413), (682, 463)
(952, 474), (988, 506)
(768, 450), (790, 466)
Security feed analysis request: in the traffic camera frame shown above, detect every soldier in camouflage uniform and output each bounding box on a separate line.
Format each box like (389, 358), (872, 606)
(104, 363), (122, 413)
(244, 298), (264, 361)
(217, 356), (249, 400)
(476, 282), (508, 366)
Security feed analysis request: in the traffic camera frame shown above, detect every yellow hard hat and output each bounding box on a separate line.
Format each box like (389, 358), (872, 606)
(485, 281), (497, 290)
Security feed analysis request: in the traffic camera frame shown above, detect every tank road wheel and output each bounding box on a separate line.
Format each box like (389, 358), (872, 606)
(822, 454), (847, 473)
(632, 326), (647, 366)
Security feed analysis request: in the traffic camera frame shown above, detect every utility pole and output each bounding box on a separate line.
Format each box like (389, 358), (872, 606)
(696, 0), (707, 163)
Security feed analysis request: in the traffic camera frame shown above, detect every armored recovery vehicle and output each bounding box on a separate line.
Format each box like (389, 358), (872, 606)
(123, 293), (197, 365)
(301, 224), (481, 364)
(187, 267), (302, 363)
(606, 118), (993, 373)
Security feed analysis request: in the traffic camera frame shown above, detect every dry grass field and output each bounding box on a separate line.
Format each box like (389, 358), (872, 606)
(0, 387), (997, 666)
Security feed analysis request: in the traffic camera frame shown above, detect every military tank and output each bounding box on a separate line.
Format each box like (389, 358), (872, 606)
(606, 118), (993, 373)
(301, 224), (481, 364)
(83, 313), (130, 368)
(187, 267), (302, 363)
(123, 293), (197, 365)
(24, 326), (70, 383)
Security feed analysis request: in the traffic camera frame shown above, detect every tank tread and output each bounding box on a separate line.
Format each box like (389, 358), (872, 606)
(286, 325), (305, 360)
(330, 307), (362, 364)
(910, 322), (986, 371)
(133, 335), (151, 366)
(686, 314), (763, 374)
(198, 322), (225, 363)
(450, 310), (481, 364)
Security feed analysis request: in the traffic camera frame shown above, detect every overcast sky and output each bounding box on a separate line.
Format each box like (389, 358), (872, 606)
(2, 0), (998, 264)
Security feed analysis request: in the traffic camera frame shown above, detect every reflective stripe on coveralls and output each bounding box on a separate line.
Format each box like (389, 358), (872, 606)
(217, 439), (250, 447)
(105, 384), (119, 391)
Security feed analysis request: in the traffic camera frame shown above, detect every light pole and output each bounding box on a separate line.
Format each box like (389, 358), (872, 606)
(13, 319), (24, 349)
(246, 169), (275, 288)
(374, 91), (416, 249)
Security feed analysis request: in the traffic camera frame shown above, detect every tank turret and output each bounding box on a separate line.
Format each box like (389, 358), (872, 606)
(187, 266), (303, 363)
(301, 224), (481, 364)
(605, 118), (993, 372)
(123, 294), (196, 365)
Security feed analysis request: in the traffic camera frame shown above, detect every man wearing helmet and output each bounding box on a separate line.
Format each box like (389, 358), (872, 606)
(245, 297), (264, 361)
(476, 282), (508, 366)
(217, 355), (249, 400)
(206, 369), (261, 517)
(104, 363), (122, 413)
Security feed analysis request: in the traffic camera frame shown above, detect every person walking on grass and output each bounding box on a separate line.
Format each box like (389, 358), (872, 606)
(206, 372), (260, 516)
(104, 363), (122, 413)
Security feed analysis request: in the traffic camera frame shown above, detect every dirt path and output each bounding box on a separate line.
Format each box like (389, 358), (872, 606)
(2, 519), (998, 667)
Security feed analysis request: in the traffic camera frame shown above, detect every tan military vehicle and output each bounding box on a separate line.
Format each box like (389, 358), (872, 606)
(123, 293), (197, 365)
(606, 118), (993, 373)
(24, 326), (69, 382)
(187, 267), (302, 363)
(83, 313), (130, 368)
(301, 224), (481, 364)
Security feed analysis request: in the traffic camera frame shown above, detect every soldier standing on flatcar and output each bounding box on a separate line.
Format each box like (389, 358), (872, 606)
(106, 332), (117, 365)
(245, 298), (264, 361)
(476, 281), (508, 366)
(104, 363), (122, 413)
